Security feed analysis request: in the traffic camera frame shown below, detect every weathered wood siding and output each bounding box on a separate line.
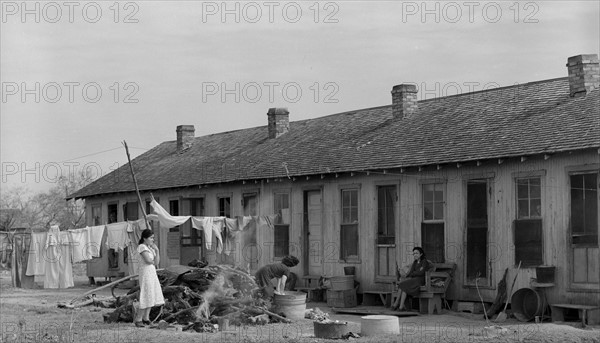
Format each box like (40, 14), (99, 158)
(85, 150), (599, 305)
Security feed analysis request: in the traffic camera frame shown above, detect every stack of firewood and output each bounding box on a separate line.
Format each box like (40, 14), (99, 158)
(95, 264), (291, 331)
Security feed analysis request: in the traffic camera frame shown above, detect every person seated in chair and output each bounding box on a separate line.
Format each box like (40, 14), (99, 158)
(391, 247), (433, 311)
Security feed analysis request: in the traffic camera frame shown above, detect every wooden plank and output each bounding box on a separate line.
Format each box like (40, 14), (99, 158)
(588, 248), (599, 283)
(550, 304), (600, 310)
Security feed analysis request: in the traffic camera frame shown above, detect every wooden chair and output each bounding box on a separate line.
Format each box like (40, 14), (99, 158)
(392, 262), (456, 314)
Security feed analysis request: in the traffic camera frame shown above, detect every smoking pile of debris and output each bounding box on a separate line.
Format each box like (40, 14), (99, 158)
(68, 264), (294, 332)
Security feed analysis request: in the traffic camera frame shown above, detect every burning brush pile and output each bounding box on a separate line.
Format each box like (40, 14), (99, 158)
(100, 264), (290, 332)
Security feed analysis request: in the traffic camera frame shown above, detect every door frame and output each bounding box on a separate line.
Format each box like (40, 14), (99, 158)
(303, 187), (324, 276)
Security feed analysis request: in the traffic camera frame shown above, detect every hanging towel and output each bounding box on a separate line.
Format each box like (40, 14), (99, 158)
(26, 231), (47, 276)
(149, 199), (191, 229)
(87, 225), (105, 258)
(105, 222), (131, 251)
(68, 228), (91, 263)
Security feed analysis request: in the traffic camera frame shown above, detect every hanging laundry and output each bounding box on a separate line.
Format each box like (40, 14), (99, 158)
(105, 222), (131, 251)
(68, 228), (91, 263)
(44, 226), (74, 289)
(212, 218), (225, 253)
(149, 199), (190, 229)
(25, 231), (47, 276)
(11, 233), (35, 288)
(191, 217), (225, 253)
(43, 225), (60, 288)
(223, 218), (239, 255)
(57, 231), (74, 288)
(87, 225), (105, 258)
(191, 217), (212, 250)
(256, 215), (276, 231)
(0, 232), (10, 269)
(126, 219), (149, 277)
(240, 216), (253, 230)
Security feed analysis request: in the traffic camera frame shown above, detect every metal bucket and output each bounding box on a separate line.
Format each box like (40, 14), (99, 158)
(314, 322), (350, 339)
(511, 288), (543, 322)
(360, 315), (400, 336)
(273, 291), (307, 320)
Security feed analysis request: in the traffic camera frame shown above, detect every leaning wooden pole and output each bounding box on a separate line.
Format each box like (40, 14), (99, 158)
(122, 140), (152, 230)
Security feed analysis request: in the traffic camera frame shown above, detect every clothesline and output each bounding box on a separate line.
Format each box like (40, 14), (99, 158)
(22, 201), (278, 288)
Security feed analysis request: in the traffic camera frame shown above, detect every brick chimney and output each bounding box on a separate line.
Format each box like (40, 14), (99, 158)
(391, 84), (418, 118)
(267, 108), (290, 139)
(176, 125), (195, 152)
(567, 54), (599, 97)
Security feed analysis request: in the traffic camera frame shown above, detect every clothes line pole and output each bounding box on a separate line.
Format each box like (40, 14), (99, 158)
(122, 140), (152, 231)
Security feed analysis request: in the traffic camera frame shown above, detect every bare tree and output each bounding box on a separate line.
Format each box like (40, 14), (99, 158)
(0, 170), (94, 231)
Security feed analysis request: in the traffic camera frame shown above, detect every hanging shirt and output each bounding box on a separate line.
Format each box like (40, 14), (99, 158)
(191, 217), (214, 250)
(105, 222), (131, 251)
(191, 217), (225, 253)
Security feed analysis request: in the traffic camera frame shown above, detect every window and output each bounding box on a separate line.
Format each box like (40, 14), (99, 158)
(570, 173), (598, 245)
(377, 186), (396, 245)
(123, 201), (139, 221)
(569, 172), (599, 285)
(422, 183), (445, 263)
(340, 188), (359, 260)
(274, 192), (290, 258)
(169, 200), (180, 233)
(423, 183), (444, 220)
(517, 178), (542, 219)
(107, 203), (118, 224)
(182, 198), (204, 246)
(219, 197), (231, 218)
(514, 177), (543, 267)
(91, 204), (102, 226)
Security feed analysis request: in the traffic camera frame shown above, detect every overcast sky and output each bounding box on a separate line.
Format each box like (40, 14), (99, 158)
(1, 0), (599, 193)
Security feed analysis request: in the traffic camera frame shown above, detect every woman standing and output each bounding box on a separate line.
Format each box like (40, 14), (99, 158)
(391, 247), (432, 311)
(134, 229), (164, 327)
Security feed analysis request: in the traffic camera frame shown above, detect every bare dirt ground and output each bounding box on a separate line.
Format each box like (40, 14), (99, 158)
(1, 266), (598, 343)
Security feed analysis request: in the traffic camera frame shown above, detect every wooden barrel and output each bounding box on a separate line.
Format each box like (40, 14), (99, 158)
(273, 291), (306, 320)
(361, 315), (400, 336)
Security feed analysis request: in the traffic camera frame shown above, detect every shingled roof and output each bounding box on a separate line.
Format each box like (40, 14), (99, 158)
(69, 77), (600, 199)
